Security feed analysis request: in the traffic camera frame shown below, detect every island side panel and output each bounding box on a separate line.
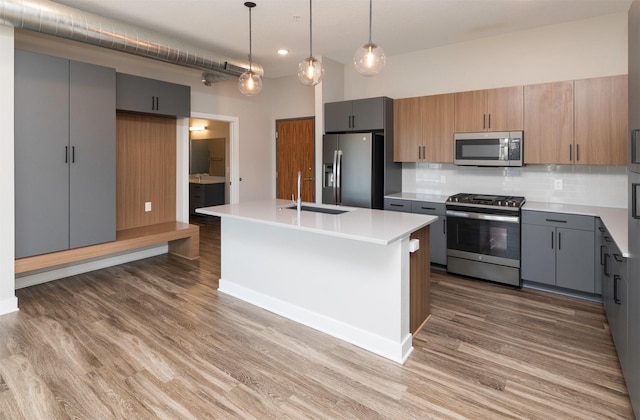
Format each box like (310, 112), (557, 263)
(410, 225), (430, 334)
(218, 217), (413, 363)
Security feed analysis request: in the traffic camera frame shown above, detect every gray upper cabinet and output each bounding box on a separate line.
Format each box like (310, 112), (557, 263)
(521, 210), (595, 293)
(15, 50), (116, 258)
(116, 73), (190, 117)
(325, 97), (385, 132)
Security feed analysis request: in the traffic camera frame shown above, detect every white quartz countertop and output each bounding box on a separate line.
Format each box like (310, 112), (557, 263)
(197, 199), (438, 245)
(385, 192), (449, 203)
(523, 201), (628, 257)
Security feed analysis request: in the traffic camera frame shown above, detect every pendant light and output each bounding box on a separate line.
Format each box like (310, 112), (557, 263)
(298, 0), (324, 86)
(353, 0), (386, 76)
(238, 1), (263, 96)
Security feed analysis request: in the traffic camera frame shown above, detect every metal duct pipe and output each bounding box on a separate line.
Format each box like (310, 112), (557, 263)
(0, 0), (263, 81)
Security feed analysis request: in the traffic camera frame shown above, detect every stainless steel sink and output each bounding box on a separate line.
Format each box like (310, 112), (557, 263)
(281, 205), (349, 215)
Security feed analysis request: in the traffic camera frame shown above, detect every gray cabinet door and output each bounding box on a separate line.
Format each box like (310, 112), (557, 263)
(411, 201), (447, 265)
(352, 97), (384, 131)
(325, 101), (353, 132)
(15, 50), (70, 258)
(610, 260), (628, 374)
(521, 223), (556, 285)
(154, 80), (191, 117)
(556, 227), (595, 293)
(69, 60), (116, 248)
(116, 73), (190, 117)
(116, 73), (156, 113)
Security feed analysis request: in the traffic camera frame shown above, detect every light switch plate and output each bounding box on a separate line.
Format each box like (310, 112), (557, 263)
(145, 202), (152, 212)
(554, 179), (563, 190)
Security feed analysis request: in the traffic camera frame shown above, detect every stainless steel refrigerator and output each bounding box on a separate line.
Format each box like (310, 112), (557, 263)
(322, 133), (384, 209)
(628, 1), (640, 415)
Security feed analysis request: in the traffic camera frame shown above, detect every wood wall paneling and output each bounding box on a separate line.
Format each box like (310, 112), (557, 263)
(116, 112), (176, 230)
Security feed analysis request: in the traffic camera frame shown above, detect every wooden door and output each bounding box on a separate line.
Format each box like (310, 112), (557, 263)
(394, 96), (423, 162)
(486, 86), (523, 131)
(454, 90), (486, 132)
(424, 93), (455, 163)
(574, 75), (628, 165)
(276, 118), (315, 202)
(524, 81), (574, 164)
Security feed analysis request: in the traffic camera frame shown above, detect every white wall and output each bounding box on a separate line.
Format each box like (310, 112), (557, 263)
(345, 12), (628, 99)
(0, 25), (18, 315)
(343, 13), (629, 208)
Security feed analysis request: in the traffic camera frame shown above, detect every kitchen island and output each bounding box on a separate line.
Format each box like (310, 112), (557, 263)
(197, 199), (438, 363)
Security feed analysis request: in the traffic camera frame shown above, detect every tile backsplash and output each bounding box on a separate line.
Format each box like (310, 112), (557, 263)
(402, 163), (628, 208)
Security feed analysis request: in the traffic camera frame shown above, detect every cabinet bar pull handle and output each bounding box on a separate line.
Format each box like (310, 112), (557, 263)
(421, 207), (436, 210)
(598, 226), (605, 232)
(72, 146), (75, 163)
(613, 253), (624, 262)
(443, 218), (446, 235)
(389, 203), (403, 207)
(418, 146), (421, 160)
(576, 144), (580, 162)
(65, 146), (68, 163)
(152, 96), (155, 110)
(569, 144), (572, 161)
(551, 231), (554, 249)
(483, 114), (486, 129)
(488, 114), (491, 129)
(156, 96), (159, 110)
(604, 254), (611, 277)
(558, 231), (561, 250)
(614, 274), (621, 304)
(600, 245), (606, 265)
(422, 146), (426, 160)
(545, 218), (567, 223)
(604, 236), (612, 243)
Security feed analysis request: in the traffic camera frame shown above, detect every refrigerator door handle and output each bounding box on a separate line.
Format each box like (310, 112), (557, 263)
(633, 183), (640, 219)
(332, 150), (338, 203)
(336, 150), (343, 204)
(632, 128), (640, 165)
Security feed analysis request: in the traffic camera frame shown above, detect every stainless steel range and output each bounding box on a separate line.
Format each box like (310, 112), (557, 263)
(445, 193), (526, 287)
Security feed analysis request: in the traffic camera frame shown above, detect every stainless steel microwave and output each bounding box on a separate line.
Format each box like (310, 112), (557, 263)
(454, 131), (523, 167)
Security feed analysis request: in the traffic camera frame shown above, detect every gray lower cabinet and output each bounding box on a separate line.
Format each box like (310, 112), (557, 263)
(602, 231), (629, 374)
(116, 73), (190, 117)
(384, 198), (446, 266)
(190, 183), (225, 215)
(325, 97), (386, 132)
(15, 50), (116, 258)
(521, 211), (596, 293)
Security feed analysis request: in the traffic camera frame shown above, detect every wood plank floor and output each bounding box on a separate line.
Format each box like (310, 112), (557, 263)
(1, 217), (634, 419)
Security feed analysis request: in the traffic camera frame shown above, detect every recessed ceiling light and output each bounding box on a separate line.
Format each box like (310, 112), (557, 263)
(277, 49), (290, 56)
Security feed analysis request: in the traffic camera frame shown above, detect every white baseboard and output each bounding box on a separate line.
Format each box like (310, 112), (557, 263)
(15, 244), (168, 289)
(0, 296), (18, 316)
(219, 279), (412, 364)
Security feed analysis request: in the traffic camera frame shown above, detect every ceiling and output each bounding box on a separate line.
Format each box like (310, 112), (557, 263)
(51, 0), (631, 79)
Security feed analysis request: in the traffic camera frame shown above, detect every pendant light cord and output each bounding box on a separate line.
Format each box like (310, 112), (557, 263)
(368, 0), (373, 44)
(309, 0), (313, 58)
(248, 4), (253, 72)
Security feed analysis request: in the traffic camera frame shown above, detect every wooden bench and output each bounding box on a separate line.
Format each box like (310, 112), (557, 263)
(15, 221), (199, 274)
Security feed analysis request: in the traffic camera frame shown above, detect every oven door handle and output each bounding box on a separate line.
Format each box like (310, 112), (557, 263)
(446, 210), (520, 224)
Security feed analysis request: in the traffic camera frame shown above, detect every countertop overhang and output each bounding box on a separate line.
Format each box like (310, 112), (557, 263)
(197, 199), (438, 245)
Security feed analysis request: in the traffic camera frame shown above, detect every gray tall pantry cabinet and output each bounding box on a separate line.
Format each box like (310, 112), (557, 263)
(15, 50), (116, 259)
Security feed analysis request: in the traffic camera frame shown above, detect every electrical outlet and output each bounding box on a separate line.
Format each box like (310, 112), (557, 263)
(145, 201), (152, 212)
(554, 179), (563, 191)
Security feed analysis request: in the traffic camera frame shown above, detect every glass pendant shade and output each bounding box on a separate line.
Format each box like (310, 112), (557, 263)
(354, 43), (385, 76)
(297, 57), (324, 86)
(238, 70), (263, 96)
(354, 0), (385, 76)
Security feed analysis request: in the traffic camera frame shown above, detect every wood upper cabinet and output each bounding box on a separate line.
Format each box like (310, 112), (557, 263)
(454, 86), (523, 132)
(524, 81), (574, 164)
(394, 94), (454, 162)
(574, 75), (628, 165)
